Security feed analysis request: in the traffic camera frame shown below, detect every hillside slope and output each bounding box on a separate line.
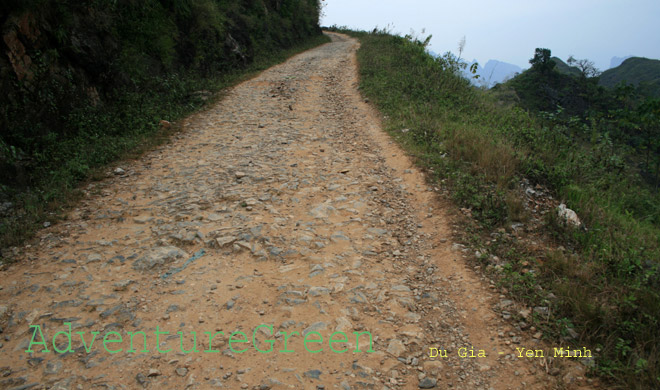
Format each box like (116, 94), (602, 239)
(551, 56), (581, 77)
(0, 0), (324, 248)
(599, 56), (660, 96)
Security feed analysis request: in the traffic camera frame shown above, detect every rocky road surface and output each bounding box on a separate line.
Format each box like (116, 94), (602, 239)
(0, 33), (592, 390)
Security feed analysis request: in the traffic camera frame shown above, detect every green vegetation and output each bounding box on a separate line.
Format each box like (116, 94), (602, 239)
(330, 27), (660, 388)
(503, 51), (660, 191)
(0, 0), (326, 250)
(599, 57), (660, 97)
(552, 56), (582, 77)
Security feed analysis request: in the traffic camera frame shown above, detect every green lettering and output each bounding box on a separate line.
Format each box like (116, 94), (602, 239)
(279, 331), (299, 353)
(304, 331), (323, 353)
(253, 324), (274, 353)
(76, 330), (100, 353)
(53, 322), (74, 354)
(155, 326), (172, 353)
(178, 331), (199, 354)
(126, 331), (148, 353)
(103, 331), (122, 354)
(204, 331), (224, 353)
(25, 325), (50, 353)
(329, 331), (348, 353)
(353, 331), (374, 353)
(229, 331), (248, 353)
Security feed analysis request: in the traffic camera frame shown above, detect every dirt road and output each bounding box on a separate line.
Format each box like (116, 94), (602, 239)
(0, 33), (589, 390)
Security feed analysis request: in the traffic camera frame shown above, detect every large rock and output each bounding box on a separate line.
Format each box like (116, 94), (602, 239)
(386, 339), (406, 357)
(309, 202), (336, 219)
(557, 204), (582, 227)
(418, 377), (438, 388)
(133, 246), (186, 270)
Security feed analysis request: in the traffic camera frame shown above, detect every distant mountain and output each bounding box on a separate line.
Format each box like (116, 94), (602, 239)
(425, 50), (522, 88)
(463, 59), (522, 88)
(610, 56), (633, 69)
(480, 60), (523, 87)
(599, 57), (660, 97)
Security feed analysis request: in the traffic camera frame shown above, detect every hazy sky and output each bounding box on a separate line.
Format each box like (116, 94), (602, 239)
(321, 0), (660, 70)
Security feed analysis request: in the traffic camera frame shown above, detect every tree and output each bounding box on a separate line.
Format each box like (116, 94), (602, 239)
(529, 48), (555, 74)
(567, 56), (601, 78)
(457, 35), (466, 62)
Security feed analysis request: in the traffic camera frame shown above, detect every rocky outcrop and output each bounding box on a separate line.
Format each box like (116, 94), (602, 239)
(2, 13), (38, 81)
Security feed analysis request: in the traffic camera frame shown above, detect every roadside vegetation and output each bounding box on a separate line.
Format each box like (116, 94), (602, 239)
(329, 27), (660, 389)
(0, 0), (327, 253)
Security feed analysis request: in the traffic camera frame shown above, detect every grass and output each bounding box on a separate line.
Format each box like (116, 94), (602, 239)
(332, 27), (660, 389)
(0, 33), (330, 256)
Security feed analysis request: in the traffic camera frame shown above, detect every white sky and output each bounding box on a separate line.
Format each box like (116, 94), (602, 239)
(321, 0), (660, 70)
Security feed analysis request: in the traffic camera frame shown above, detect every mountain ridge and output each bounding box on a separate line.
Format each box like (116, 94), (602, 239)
(599, 56), (660, 96)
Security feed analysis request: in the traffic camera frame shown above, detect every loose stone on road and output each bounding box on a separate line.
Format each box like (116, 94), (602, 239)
(0, 33), (586, 389)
